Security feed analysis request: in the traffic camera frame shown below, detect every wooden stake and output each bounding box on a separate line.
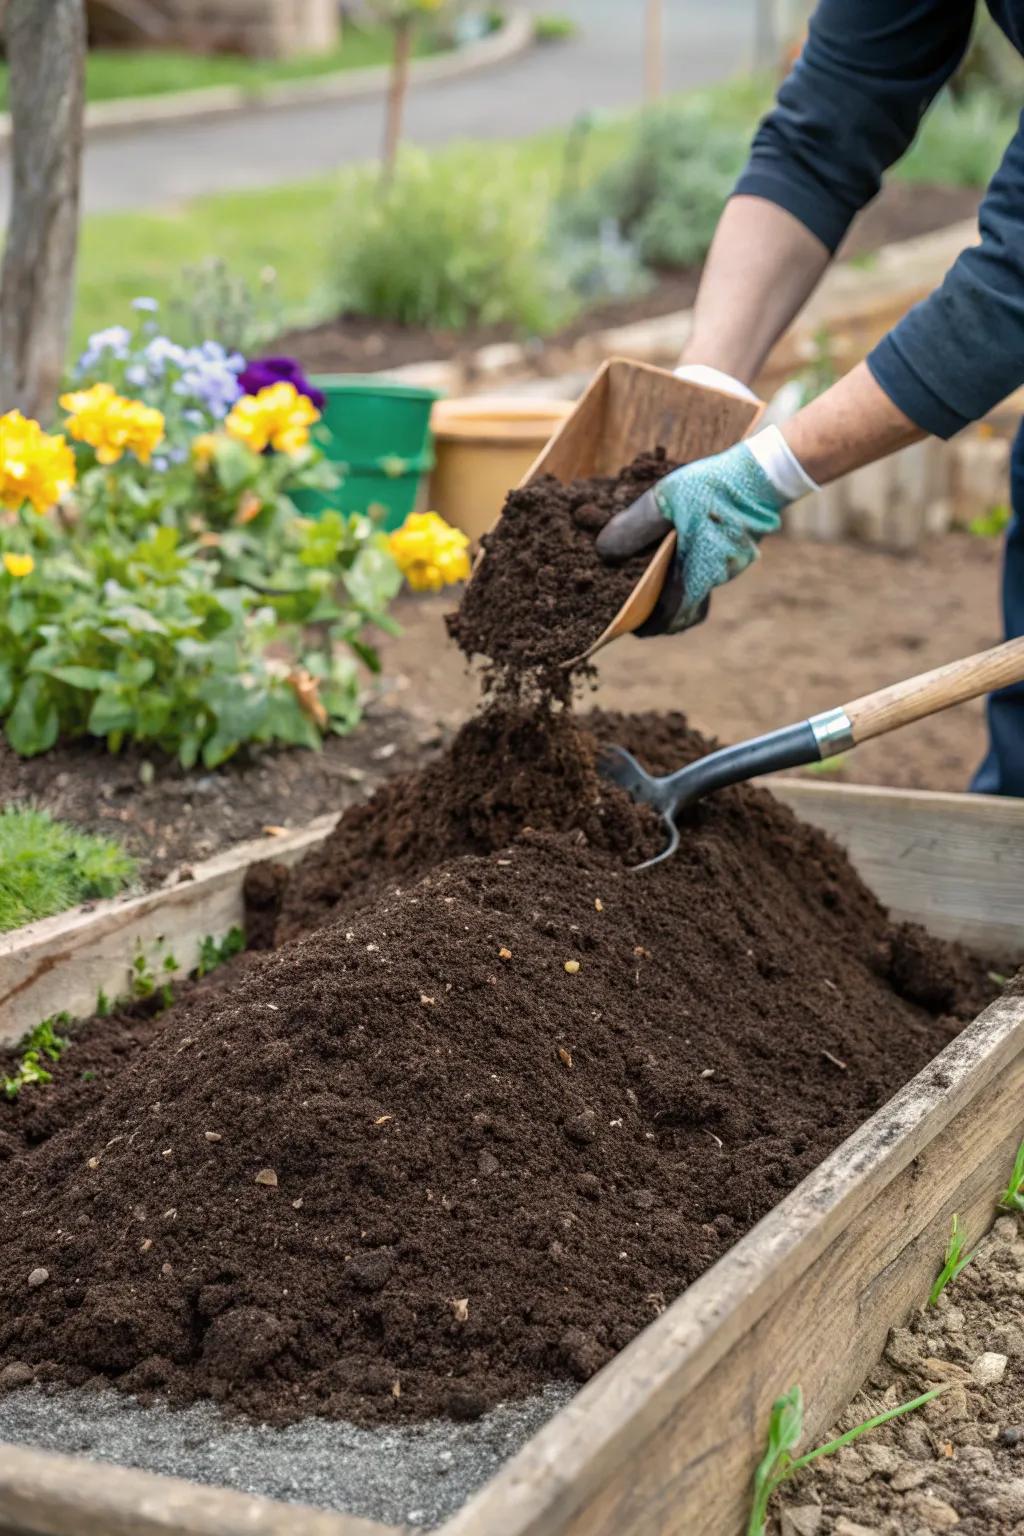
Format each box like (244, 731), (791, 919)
(644, 0), (663, 101)
(381, 15), (413, 184)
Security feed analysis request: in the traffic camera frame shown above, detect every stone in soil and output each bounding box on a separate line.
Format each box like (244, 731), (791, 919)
(771, 1214), (1024, 1534)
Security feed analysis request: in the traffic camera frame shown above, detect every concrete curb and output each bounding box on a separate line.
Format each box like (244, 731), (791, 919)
(0, 10), (534, 149)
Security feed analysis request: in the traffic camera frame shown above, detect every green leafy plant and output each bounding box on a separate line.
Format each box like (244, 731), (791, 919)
(534, 14), (576, 41)
(0, 806), (136, 933)
(896, 86), (1017, 189)
(929, 1213), (978, 1306)
(131, 944), (156, 1000)
(969, 503), (1012, 539)
(747, 1383), (943, 1536)
(804, 752), (849, 778)
(556, 105), (747, 275)
(999, 1139), (1024, 1215)
(3, 1014), (70, 1099)
(197, 925), (246, 978)
(167, 258), (284, 354)
(331, 149), (568, 333)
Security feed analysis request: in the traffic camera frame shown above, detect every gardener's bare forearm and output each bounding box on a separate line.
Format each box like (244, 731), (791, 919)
(679, 197), (831, 384)
(781, 361), (926, 484)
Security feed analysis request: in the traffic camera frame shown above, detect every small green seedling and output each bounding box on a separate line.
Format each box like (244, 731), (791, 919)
(95, 988), (113, 1018)
(969, 503), (1012, 540)
(131, 944), (156, 999)
(3, 1014), (71, 1100)
(747, 1382), (943, 1536)
(988, 970), (1011, 988)
(159, 951), (179, 1009)
(805, 752), (849, 778)
(999, 1138), (1024, 1214)
(929, 1213), (978, 1306)
(197, 926), (246, 978)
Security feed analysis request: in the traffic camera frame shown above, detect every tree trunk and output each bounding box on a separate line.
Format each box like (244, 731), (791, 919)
(0, 0), (86, 423)
(381, 15), (413, 184)
(644, 0), (663, 101)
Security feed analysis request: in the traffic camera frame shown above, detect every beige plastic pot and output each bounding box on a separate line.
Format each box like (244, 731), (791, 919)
(428, 396), (574, 543)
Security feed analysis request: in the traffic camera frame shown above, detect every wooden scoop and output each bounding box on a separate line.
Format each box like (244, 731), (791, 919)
(465, 357), (763, 661)
(602, 635), (1024, 868)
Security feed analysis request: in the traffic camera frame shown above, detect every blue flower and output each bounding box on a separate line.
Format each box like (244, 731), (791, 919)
(76, 325), (132, 374)
(174, 342), (244, 418)
(144, 336), (188, 375)
(132, 297), (160, 313)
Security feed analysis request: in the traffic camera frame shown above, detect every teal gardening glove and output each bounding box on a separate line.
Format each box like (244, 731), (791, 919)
(596, 426), (817, 635)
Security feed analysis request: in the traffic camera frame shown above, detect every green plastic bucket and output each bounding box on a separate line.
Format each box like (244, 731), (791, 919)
(293, 374), (440, 530)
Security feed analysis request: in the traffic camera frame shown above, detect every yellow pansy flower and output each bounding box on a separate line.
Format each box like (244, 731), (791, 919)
(389, 511), (471, 593)
(225, 382), (320, 455)
(0, 410), (76, 514)
(2, 551), (34, 578)
(60, 381), (165, 466)
(191, 432), (219, 471)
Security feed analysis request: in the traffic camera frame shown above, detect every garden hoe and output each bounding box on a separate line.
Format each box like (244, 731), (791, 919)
(602, 634), (1024, 869)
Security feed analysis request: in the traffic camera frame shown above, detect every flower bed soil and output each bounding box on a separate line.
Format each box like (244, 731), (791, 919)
(274, 183), (981, 377)
(0, 461), (997, 1439)
(772, 1201), (1024, 1536)
(0, 706), (428, 896)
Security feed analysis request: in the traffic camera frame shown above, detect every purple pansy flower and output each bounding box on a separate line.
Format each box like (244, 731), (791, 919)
(237, 356), (326, 412)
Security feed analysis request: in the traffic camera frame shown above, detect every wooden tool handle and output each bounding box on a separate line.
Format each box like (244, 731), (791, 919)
(843, 636), (1024, 745)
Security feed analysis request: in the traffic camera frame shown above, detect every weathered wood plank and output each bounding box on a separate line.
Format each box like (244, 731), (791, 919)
(0, 816), (338, 1043)
(442, 987), (1024, 1536)
(0, 1442), (399, 1536)
(773, 779), (1024, 958)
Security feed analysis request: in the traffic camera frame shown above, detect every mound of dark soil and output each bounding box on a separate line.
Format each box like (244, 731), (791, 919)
(0, 709), (992, 1427)
(446, 451), (676, 694)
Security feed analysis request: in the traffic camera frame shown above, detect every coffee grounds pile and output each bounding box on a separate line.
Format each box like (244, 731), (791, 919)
(446, 450), (676, 693)
(0, 706), (992, 1427)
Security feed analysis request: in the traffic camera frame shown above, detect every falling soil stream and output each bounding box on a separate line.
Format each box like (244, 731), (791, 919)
(0, 458), (1002, 1519)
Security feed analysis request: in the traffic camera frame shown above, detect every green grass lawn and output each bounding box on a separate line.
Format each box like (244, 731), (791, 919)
(0, 806), (136, 933)
(0, 24), (443, 112)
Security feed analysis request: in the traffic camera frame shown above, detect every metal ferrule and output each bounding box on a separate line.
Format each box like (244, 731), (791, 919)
(808, 707), (855, 759)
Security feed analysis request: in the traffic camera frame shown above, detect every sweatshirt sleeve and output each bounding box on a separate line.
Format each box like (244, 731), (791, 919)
(868, 114), (1024, 437)
(734, 0), (975, 252)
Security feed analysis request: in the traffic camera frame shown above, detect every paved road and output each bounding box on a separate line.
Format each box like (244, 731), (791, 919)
(3, 0), (756, 216)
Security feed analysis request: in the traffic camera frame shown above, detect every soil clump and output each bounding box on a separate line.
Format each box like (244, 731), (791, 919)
(446, 451), (676, 694)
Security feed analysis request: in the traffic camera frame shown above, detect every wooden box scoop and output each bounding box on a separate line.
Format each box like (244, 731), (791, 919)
(467, 357), (763, 663)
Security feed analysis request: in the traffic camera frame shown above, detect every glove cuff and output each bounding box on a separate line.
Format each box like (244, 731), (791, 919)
(673, 364), (760, 405)
(746, 425), (819, 505)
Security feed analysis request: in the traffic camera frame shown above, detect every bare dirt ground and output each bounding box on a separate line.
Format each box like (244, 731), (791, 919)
(375, 530), (1005, 794)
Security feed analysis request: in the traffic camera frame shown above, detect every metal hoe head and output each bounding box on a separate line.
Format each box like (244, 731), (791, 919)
(598, 745), (684, 871)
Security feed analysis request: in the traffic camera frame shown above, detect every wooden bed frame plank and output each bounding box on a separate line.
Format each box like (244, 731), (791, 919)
(774, 779), (1024, 956)
(441, 987), (1024, 1536)
(0, 1442), (399, 1536)
(0, 815), (338, 1044)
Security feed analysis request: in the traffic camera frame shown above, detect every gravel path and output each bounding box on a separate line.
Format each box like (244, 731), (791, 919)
(0, 1382), (573, 1529)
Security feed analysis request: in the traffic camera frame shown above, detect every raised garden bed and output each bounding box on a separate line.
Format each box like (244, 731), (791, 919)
(2, 364), (1021, 1536)
(0, 769), (1022, 1535)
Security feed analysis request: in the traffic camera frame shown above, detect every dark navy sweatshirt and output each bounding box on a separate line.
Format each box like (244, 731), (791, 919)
(733, 0), (1024, 438)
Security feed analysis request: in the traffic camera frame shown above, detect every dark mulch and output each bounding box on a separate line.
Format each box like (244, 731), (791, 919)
(0, 700), (992, 1425)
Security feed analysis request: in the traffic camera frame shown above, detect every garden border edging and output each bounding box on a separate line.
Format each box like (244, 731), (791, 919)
(0, 10), (533, 148)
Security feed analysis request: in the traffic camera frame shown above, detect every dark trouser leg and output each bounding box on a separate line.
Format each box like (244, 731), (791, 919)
(971, 420), (1024, 795)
